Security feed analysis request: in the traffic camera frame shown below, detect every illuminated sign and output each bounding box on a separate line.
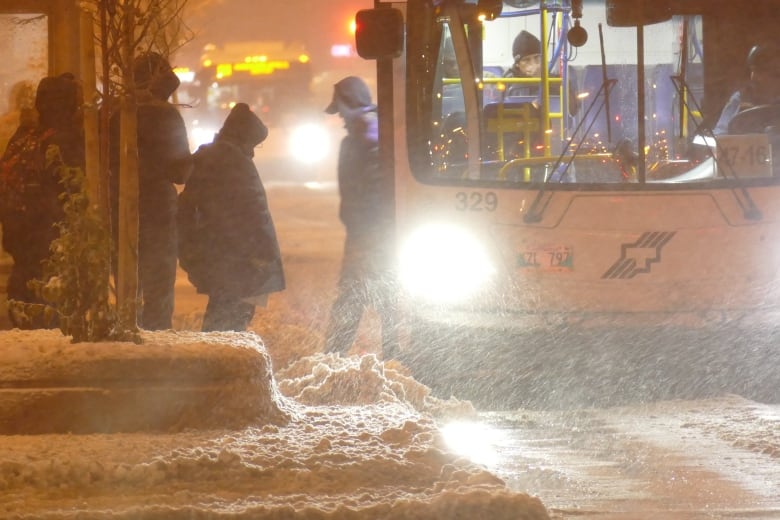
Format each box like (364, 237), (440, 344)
(214, 60), (291, 78)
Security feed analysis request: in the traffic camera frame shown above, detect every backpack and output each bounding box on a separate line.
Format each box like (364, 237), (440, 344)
(0, 126), (56, 218)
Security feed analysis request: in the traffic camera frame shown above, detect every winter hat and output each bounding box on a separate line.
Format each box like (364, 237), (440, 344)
(133, 52), (180, 100)
(35, 72), (79, 116)
(325, 76), (374, 115)
(219, 102), (268, 147)
(512, 30), (542, 61)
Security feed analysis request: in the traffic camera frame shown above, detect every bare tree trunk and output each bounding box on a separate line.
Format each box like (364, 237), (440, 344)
(117, 2), (139, 329)
(98, 1), (112, 224)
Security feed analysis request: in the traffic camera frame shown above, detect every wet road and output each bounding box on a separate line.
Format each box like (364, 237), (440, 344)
(469, 396), (780, 519)
(402, 321), (780, 410)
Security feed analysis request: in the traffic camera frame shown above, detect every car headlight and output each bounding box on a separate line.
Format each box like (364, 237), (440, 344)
(189, 122), (218, 151)
(288, 122), (330, 164)
(399, 223), (495, 303)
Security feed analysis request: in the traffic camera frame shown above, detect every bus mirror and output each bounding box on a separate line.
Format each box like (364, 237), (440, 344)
(606, 0), (671, 27)
(477, 0), (503, 21)
(355, 8), (404, 60)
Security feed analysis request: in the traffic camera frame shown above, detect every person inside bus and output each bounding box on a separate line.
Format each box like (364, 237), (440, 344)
(322, 76), (400, 360)
(503, 30), (580, 116)
(713, 43), (780, 135)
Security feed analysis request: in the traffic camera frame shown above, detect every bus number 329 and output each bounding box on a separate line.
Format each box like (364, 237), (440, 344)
(455, 191), (498, 212)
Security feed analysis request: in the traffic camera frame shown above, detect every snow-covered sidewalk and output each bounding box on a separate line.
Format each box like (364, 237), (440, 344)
(0, 329), (550, 519)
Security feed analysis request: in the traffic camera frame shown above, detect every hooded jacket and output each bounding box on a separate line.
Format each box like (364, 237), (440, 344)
(325, 77), (392, 240)
(0, 73), (84, 305)
(109, 52), (192, 236)
(177, 103), (284, 297)
(337, 108), (391, 238)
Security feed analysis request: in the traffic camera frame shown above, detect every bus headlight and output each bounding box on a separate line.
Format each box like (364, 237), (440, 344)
(399, 223), (495, 303)
(288, 122), (330, 164)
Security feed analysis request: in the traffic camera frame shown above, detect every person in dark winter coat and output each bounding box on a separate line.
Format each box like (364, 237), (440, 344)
(0, 73), (83, 328)
(323, 76), (399, 360)
(109, 52), (193, 330)
(177, 102), (285, 332)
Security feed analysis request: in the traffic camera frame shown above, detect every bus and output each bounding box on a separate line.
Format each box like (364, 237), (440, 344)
(184, 40), (313, 124)
(354, 0), (780, 376)
(177, 40), (320, 147)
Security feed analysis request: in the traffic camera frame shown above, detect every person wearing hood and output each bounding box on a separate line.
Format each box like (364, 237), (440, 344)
(177, 103), (285, 332)
(0, 72), (83, 328)
(109, 52), (193, 330)
(323, 76), (399, 360)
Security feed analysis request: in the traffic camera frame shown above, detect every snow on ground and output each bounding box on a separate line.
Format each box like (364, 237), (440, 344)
(0, 329), (550, 519)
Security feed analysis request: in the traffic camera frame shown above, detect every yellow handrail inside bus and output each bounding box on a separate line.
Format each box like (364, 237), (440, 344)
(499, 152), (615, 181)
(484, 102), (540, 180)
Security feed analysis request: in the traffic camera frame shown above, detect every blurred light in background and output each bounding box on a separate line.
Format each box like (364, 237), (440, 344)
(288, 122), (331, 164)
(331, 44), (353, 58)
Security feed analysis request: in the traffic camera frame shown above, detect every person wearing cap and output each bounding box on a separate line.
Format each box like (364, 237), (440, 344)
(503, 30), (579, 116)
(323, 76), (399, 360)
(109, 51), (193, 330)
(713, 43), (780, 135)
(177, 103), (285, 332)
(505, 31), (544, 82)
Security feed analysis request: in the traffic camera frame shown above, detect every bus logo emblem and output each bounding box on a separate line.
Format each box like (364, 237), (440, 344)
(602, 231), (676, 279)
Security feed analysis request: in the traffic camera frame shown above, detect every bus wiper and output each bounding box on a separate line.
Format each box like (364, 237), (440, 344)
(671, 75), (762, 221)
(523, 78), (617, 224)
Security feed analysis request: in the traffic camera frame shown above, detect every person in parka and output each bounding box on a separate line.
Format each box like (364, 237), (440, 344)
(322, 76), (399, 359)
(0, 73), (83, 328)
(177, 102), (285, 332)
(109, 52), (193, 330)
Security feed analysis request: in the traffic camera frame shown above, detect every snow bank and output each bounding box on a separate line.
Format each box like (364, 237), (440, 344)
(0, 329), (292, 433)
(276, 352), (476, 418)
(0, 329), (552, 519)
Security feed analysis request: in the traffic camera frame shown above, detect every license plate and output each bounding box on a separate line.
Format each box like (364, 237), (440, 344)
(517, 245), (573, 271)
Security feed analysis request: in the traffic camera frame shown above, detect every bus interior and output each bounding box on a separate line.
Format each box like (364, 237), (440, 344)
(402, 0), (780, 187)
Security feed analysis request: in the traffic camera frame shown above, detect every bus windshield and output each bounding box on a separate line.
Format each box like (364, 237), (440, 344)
(404, 0), (769, 186)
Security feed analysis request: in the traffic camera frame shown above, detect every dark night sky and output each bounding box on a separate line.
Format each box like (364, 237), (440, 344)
(184, 0), (374, 72)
